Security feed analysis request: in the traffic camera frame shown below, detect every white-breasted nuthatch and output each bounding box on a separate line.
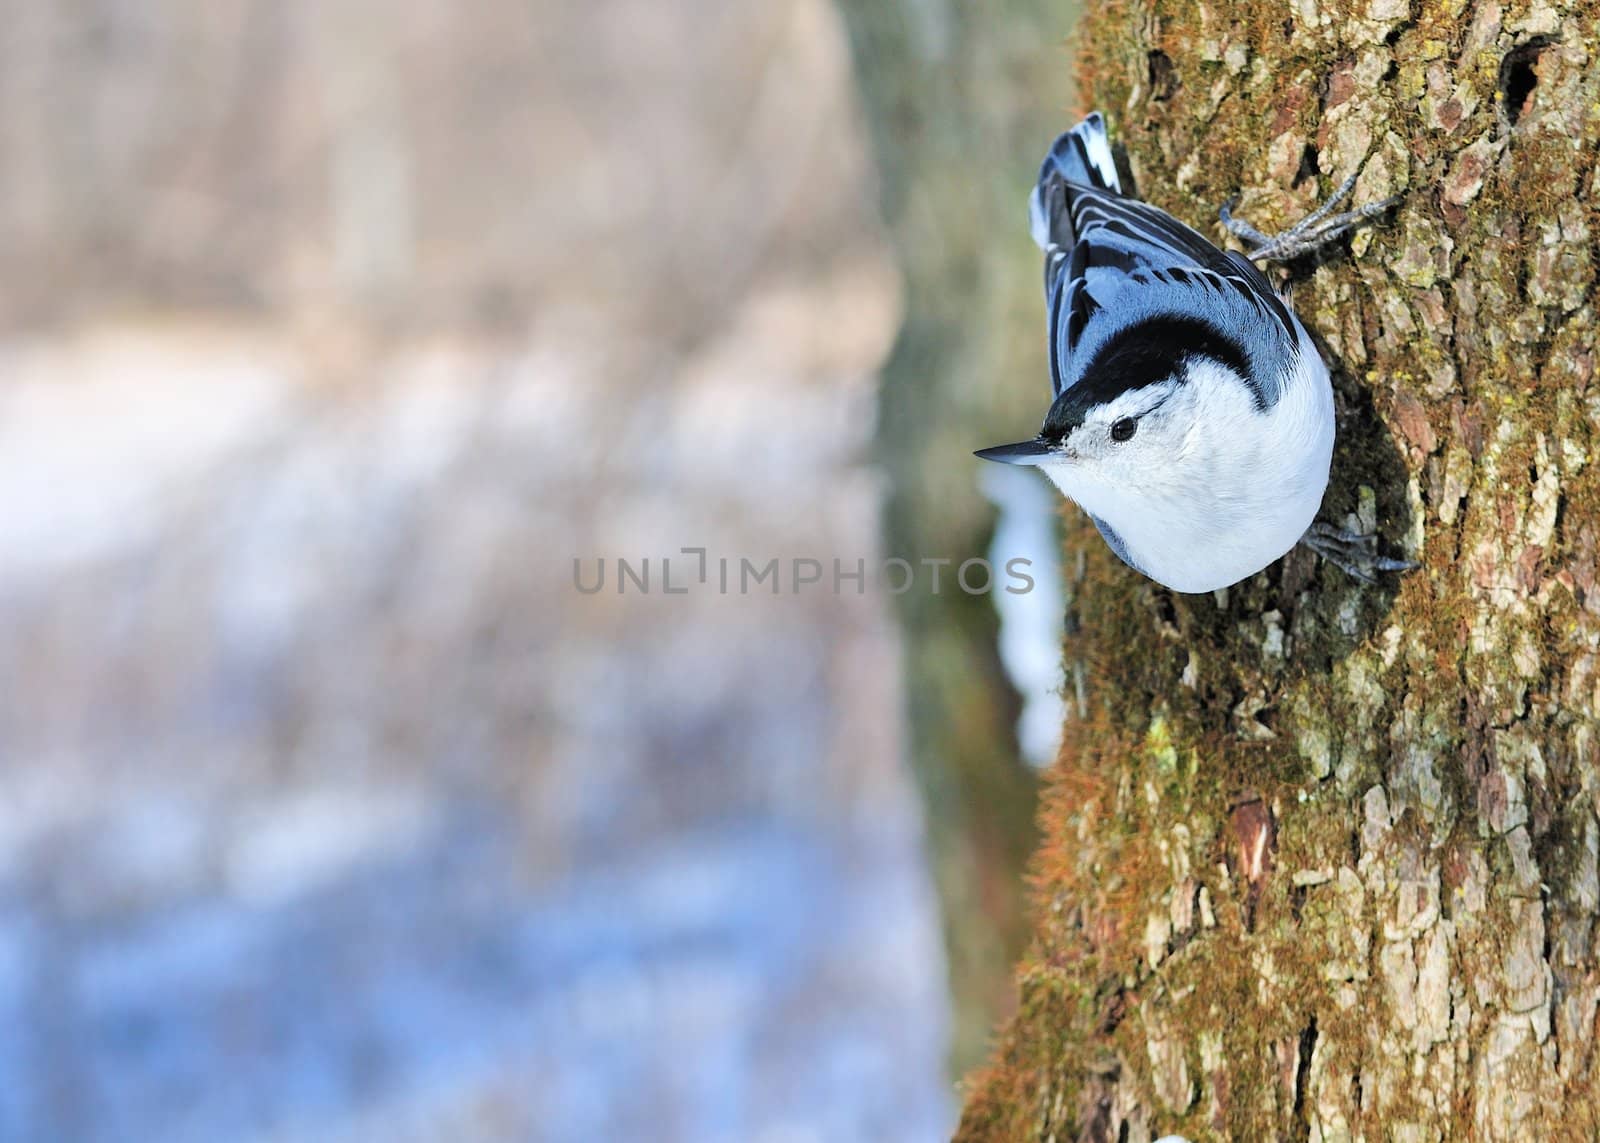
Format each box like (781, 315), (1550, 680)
(978, 112), (1410, 593)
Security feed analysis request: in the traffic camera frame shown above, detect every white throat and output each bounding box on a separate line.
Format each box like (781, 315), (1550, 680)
(1042, 348), (1333, 593)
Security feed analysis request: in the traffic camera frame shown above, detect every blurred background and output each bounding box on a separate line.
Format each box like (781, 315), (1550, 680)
(0, 1), (1074, 1139)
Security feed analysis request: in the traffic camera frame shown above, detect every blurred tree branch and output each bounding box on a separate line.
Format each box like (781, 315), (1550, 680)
(837, 0), (1079, 1075)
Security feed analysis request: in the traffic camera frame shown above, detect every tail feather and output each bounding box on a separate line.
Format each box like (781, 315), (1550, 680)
(1029, 112), (1121, 252)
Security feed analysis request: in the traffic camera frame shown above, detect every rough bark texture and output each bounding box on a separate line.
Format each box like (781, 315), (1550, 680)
(959, 1), (1600, 1140)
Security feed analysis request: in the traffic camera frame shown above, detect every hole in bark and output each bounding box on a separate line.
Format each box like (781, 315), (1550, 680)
(1081, 1089), (1116, 1143)
(1290, 882), (1309, 922)
(1154, 591), (1179, 630)
(1293, 1016), (1319, 1134)
(1500, 38), (1556, 126)
(1147, 50), (1177, 102)
(1293, 144), (1321, 188)
(1098, 986), (1130, 1034)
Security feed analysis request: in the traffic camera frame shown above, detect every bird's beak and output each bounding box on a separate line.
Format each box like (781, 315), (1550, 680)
(974, 438), (1054, 466)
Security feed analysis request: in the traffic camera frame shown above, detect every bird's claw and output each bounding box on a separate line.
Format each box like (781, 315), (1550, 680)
(1219, 195), (1273, 249)
(1219, 171), (1402, 264)
(1299, 521), (1418, 585)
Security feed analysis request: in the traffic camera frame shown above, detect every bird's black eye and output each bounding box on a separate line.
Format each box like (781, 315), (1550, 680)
(1110, 417), (1137, 442)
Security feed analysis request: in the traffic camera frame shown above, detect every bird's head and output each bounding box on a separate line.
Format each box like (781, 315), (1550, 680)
(978, 316), (1332, 592)
(978, 316), (1262, 507)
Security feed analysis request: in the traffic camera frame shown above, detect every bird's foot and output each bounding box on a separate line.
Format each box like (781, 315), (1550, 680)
(1220, 172), (1402, 263)
(1299, 521), (1418, 585)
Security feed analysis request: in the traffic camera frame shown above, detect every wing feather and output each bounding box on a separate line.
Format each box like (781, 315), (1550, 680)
(1032, 116), (1301, 407)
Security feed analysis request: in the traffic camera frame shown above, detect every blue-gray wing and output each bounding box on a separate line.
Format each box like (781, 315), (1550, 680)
(1033, 116), (1122, 397)
(1031, 115), (1302, 404)
(1045, 183), (1301, 406)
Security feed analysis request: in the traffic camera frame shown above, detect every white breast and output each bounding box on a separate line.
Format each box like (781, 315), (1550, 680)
(1044, 345), (1333, 593)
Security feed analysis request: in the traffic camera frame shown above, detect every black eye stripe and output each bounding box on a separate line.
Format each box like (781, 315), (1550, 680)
(1041, 315), (1250, 439)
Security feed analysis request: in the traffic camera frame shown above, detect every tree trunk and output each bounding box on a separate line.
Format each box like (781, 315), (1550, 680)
(958, 3), (1600, 1141)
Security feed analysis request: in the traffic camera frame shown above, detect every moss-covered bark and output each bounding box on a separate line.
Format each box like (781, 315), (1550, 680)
(959, 1), (1600, 1139)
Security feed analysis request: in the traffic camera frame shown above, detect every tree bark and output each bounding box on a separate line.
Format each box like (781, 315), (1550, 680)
(958, 2), (1600, 1140)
